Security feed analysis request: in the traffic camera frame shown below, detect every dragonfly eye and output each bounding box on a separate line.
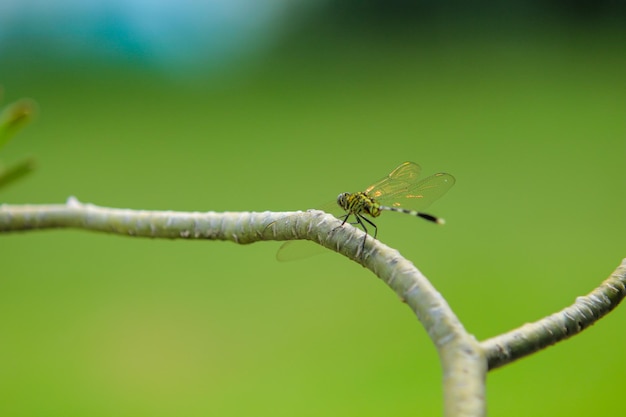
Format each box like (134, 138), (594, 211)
(337, 193), (348, 208)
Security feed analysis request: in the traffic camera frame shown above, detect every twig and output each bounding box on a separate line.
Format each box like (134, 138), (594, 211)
(482, 259), (626, 370)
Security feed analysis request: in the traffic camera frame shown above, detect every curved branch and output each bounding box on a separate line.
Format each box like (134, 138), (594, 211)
(3, 197), (625, 415)
(0, 197), (487, 416)
(481, 259), (626, 370)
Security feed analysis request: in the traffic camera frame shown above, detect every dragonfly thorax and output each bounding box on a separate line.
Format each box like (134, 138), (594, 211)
(337, 192), (382, 218)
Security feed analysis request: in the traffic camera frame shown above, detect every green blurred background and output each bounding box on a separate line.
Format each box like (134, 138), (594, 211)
(1, 2), (625, 416)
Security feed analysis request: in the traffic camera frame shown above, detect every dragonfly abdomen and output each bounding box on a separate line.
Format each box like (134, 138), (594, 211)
(379, 205), (444, 224)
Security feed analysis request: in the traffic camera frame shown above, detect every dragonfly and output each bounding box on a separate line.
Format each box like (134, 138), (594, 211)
(276, 161), (455, 261)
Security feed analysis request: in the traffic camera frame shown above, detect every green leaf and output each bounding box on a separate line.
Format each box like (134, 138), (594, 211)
(0, 157), (36, 190)
(0, 99), (37, 150)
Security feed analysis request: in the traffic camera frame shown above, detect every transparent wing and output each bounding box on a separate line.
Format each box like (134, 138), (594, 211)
(382, 172), (455, 210)
(314, 199), (345, 217)
(276, 240), (328, 262)
(364, 161), (422, 198)
(365, 162), (455, 211)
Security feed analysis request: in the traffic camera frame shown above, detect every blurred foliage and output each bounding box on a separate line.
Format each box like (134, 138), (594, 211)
(0, 93), (37, 190)
(319, 0), (626, 21)
(0, 5), (624, 417)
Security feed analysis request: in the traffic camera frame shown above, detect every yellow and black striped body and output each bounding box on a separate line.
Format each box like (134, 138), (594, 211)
(336, 191), (381, 241)
(337, 192), (381, 218)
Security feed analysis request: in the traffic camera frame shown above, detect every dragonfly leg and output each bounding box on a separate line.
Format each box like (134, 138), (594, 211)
(336, 213), (378, 258)
(353, 214), (368, 256)
(354, 214), (380, 257)
(332, 213), (351, 234)
(359, 215), (378, 240)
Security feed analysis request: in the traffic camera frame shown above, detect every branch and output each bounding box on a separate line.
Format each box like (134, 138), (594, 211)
(481, 259), (626, 370)
(0, 197), (487, 417)
(0, 196), (283, 242)
(3, 198), (624, 416)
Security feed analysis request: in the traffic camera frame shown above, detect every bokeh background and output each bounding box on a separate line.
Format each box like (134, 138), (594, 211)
(1, 1), (625, 416)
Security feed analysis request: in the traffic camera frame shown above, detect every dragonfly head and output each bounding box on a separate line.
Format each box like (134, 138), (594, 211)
(337, 192), (350, 210)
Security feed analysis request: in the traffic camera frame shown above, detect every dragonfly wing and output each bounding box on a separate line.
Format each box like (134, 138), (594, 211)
(364, 161), (422, 199)
(315, 199), (345, 217)
(271, 198), (346, 261)
(380, 172), (456, 211)
(276, 240), (329, 261)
